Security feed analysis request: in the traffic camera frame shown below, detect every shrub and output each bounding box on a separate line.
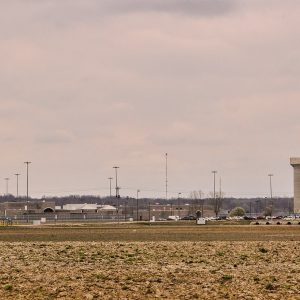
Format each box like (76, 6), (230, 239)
(240, 254), (248, 260)
(3, 284), (12, 291)
(220, 275), (233, 284)
(265, 283), (276, 290)
(229, 207), (245, 217)
(258, 247), (268, 253)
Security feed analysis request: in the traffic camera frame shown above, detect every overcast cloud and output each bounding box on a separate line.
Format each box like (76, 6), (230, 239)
(0, 1), (299, 198)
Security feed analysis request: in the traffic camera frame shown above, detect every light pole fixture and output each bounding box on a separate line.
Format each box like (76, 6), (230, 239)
(14, 173), (20, 198)
(24, 161), (31, 200)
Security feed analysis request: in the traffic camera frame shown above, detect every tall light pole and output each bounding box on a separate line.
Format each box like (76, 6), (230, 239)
(199, 190), (204, 218)
(212, 170), (217, 217)
(212, 171), (217, 199)
(14, 173), (20, 198)
(177, 192), (181, 218)
(268, 174), (274, 216)
(113, 166), (120, 223)
(268, 174), (273, 199)
(136, 189), (140, 221)
(24, 161), (31, 200)
(4, 178), (9, 195)
(108, 177), (113, 197)
(256, 200), (259, 216)
(113, 167), (119, 197)
(165, 153), (168, 200)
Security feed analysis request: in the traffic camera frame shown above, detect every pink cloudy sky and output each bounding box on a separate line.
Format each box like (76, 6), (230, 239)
(0, 0), (300, 198)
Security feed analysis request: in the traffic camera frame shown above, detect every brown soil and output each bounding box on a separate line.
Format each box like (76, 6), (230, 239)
(0, 225), (299, 299)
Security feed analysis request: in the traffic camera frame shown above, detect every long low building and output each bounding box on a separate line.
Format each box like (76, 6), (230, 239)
(0, 201), (118, 221)
(59, 203), (117, 213)
(0, 201), (55, 216)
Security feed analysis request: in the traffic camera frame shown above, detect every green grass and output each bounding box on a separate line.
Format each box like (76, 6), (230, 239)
(0, 224), (299, 242)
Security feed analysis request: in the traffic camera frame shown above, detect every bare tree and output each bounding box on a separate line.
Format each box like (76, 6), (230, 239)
(190, 190), (205, 217)
(209, 191), (225, 217)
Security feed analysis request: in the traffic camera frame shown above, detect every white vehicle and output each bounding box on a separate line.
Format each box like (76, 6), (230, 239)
(197, 218), (206, 225)
(283, 216), (295, 220)
(167, 215), (180, 221)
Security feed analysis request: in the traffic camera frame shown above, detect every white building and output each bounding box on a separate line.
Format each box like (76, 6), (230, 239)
(60, 203), (116, 212)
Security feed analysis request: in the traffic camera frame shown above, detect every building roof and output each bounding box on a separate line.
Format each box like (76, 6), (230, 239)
(100, 205), (116, 211)
(63, 203), (97, 210)
(62, 203), (116, 211)
(291, 157), (300, 166)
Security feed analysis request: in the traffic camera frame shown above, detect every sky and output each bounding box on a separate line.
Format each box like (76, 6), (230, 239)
(0, 0), (300, 199)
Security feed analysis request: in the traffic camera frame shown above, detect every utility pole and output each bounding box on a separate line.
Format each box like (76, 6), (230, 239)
(24, 162), (31, 200)
(212, 170), (217, 216)
(268, 174), (273, 199)
(113, 166), (120, 224)
(264, 197), (267, 212)
(4, 178), (9, 195)
(125, 197), (129, 221)
(212, 171), (217, 199)
(113, 167), (119, 197)
(219, 177), (222, 215)
(177, 192), (181, 218)
(24, 161), (31, 223)
(136, 189), (140, 221)
(14, 174), (20, 198)
(255, 200), (259, 216)
(199, 190), (204, 218)
(165, 153), (168, 200)
(268, 174), (274, 216)
(148, 200), (151, 221)
(108, 177), (113, 197)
